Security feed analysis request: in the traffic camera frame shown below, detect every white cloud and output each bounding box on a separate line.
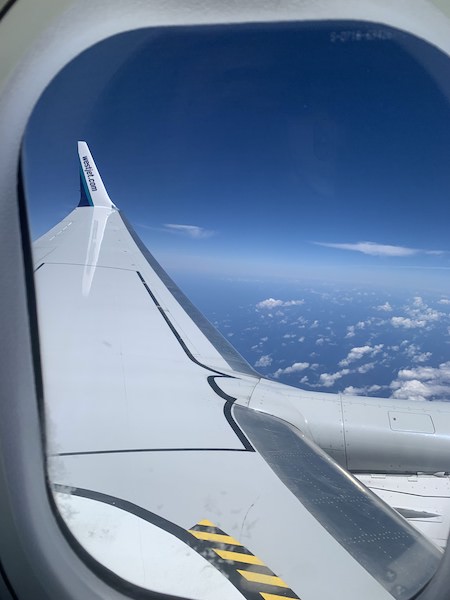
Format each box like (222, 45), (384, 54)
(319, 369), (350, 387)
(307, 342), (385, 392)
(273, 362), (310, 378)
(339, 344), (383, 367)
(402, 343), (432, 364)
(343, 384), (382, 396)
(368, 384), (382, 393)
(356, 362), (375, 374)
(345, 320), (367, 338)
(390, 361), (450, 401)
(390, 379), (431, 401)
(376, 302), (393, 312)
(403, 343), (419, 357)
(256, 298), (304, 309)
(391, 316), (422, 329)
(313, 241), (444, 257)
(163, 223), (215, 239)
(397, 365), (448, 381)
(412, 296), (425, 308)
(439, 298), (450, 305)
(342, 386), (361, 395)
(345, 325), (356, 339)
(390, 297), (444, 330)
(256, 298), (283, 309)
(254, 355), (272, 368)
(295, 316), (308, 326)
(413, 352), (432, 363)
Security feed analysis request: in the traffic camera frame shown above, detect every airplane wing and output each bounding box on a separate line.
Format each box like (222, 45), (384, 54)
(33, 142), (441, 600)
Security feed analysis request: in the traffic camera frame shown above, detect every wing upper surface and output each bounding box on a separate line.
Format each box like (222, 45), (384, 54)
(34, 144), (441, 600)
(34, 206), (259, 380)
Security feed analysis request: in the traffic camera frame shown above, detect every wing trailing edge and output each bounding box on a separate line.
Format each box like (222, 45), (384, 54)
(78, 141), (117, 209)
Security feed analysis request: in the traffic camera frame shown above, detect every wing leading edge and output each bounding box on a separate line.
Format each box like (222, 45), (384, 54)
(33, 143), (441, 600)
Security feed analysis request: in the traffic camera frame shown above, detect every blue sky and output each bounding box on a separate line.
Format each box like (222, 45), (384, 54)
(23, 21), (450, 290)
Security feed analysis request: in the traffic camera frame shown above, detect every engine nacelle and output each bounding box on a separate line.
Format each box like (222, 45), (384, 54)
(246, 378), (450, 474)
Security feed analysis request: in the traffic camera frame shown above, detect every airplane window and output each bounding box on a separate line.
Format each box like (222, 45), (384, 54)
(23, 20), (450, 600)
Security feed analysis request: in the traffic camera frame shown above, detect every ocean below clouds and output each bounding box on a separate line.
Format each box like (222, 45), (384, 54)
(178, 275), (450, 402)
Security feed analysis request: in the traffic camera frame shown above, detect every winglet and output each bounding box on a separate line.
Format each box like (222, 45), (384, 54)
(78, 141), (117, 209)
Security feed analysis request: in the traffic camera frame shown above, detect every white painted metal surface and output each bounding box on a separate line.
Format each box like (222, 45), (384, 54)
(357, 474), (450, 549)
(54, 492), (246, 600)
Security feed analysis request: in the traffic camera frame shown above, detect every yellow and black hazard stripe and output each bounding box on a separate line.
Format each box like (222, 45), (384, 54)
(187, 519), (300, 600)
(56, 484), (300, 599)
